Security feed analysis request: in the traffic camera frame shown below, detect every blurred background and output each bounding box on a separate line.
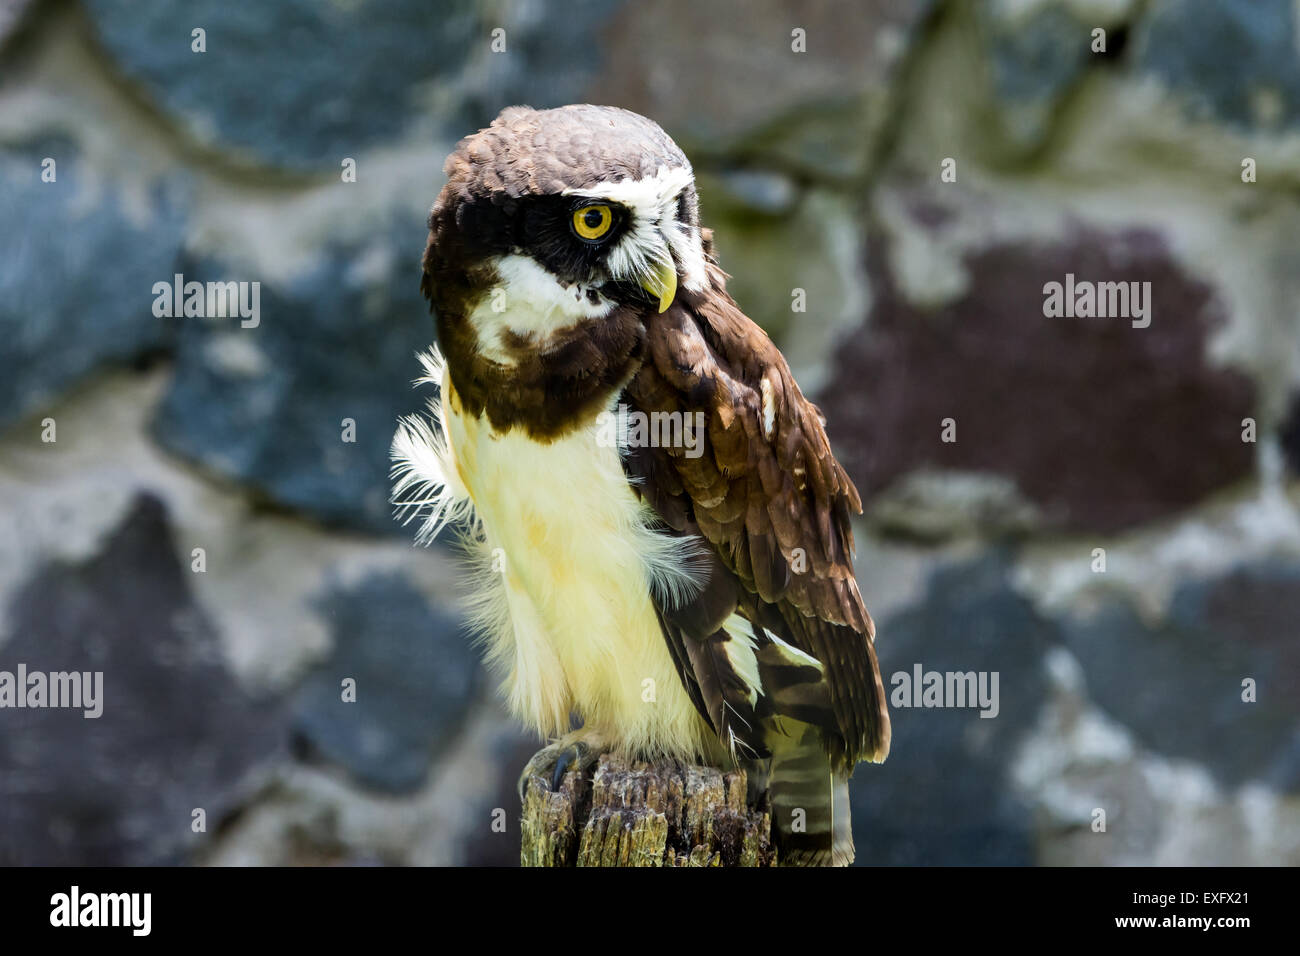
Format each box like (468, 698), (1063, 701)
(1, 0), (1298, 866)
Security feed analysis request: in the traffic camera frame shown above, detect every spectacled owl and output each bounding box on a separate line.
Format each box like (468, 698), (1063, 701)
(392, 104), (890, 866)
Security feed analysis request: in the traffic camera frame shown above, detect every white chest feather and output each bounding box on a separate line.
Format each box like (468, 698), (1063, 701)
(391, 348), (712, 759)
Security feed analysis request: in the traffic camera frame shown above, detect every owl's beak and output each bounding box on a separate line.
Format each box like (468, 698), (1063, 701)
(639, 259), (678, 313)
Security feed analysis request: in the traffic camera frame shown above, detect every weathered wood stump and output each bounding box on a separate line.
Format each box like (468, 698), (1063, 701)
(521, 753), (775, 866)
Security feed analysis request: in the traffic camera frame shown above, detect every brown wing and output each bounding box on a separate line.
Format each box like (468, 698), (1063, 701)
(624, 254), (890, 769)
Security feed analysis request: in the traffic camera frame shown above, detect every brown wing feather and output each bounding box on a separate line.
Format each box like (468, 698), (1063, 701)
(625, 257), (890, 768)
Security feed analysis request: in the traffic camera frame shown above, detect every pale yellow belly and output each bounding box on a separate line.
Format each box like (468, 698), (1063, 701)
(441, 382), (714, 761)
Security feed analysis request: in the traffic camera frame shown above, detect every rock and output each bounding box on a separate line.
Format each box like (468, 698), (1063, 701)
(83, 0), (624, 171)
(150, 227), (433, 534)
(83, 0), (477, 169)
(202, 702), (532, 866)
(875, 0), (1142, 168)
(851, 551), (1056, 865)
(819, 228), (1256, 533)
(591, 0), (930, 181)
(1136, 0), (1300, 131)
(455, 0), (625, 127)
(709, 169), (799, 216)
(1063, 560), (1300, 792)
(458, 725), (548, 866)
(0, 494), (284, 865)
(0, 0), (34, 49)
(984, 3), (1096, 104)
(1010, 645), (1293, 866)
(1282, 391), (1300, 477)
(290, 572), (480, 793)
(866, 468), (1044, 542)
(973, 0), (1134, 152)
(0, 136), (186, 431)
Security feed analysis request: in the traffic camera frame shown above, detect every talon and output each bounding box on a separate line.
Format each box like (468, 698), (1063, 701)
(517, 735), (602, 802)
(517, 769), (535, 803)
(551, 746), (577, 792)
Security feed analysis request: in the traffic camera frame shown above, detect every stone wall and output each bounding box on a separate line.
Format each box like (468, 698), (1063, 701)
(1, 0), (1297, 865)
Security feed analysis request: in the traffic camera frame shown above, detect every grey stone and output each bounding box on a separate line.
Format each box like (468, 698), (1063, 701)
(984, 3), (1097, 107)
(866, 469), (1044, 542)
(290, 571), (480, 793)
(0, 136), (186, 430)
(975, 0), (1108, 150)
(591, 0), (930, 181)
(0, 493), (284, 866)
(0, 0), (35, 49)
(460, 724), (542, 866)
(456, 0), (625, 126)
(851, 551), (1055, 865)
(1064, 561), (1300, 792)
(1136, 0), (1300, 130)
(711, 169), (799, 217)
(84, 0), (476, 169)
(150, 226), (433, 534)
(83, 0), (622, 171)
(1282, 390), (1300, 478)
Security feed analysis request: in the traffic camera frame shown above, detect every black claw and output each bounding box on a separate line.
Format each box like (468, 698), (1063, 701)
(551, 748), (576, 791)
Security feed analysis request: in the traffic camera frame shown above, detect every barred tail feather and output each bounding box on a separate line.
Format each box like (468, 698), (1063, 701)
(767, 722), (854, 867)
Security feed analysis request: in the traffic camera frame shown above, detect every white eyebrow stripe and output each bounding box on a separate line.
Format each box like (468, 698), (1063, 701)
(562, 165), (695, 216)
(563, 165), (708, 293)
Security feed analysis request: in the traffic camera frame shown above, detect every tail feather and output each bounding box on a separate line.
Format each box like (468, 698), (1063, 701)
(766, 722), (854, 866)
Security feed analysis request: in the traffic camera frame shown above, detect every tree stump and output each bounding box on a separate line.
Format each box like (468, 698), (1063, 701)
(520, 753), (775, 866)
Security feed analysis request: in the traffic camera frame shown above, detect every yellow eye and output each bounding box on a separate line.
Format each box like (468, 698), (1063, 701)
(572, 204), (613, 241)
